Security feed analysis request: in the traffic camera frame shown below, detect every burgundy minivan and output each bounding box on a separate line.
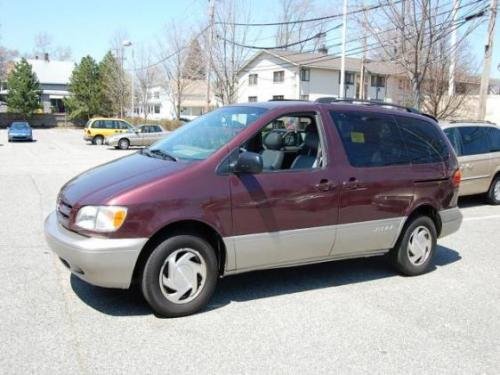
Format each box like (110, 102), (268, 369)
(45, 101), (463, 317)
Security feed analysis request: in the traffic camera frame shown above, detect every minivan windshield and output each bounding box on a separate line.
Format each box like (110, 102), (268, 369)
(147, 106), (267, 160)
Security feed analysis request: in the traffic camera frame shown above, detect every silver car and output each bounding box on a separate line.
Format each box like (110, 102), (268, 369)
(441, 121), (500, 204)
(105, 124), (170, 149)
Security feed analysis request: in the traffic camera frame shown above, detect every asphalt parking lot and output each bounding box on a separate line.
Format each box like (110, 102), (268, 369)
(0, 128), (499, 374)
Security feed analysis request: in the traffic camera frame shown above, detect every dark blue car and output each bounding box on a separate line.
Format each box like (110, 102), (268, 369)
(8, 122), (33, 142)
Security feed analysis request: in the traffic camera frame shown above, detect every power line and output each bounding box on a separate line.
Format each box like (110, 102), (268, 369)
(215, 0), (403, 27)
(216, 23), (343, 50)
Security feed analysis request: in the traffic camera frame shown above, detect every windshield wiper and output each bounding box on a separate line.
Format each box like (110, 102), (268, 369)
(142, 148), (177, 161)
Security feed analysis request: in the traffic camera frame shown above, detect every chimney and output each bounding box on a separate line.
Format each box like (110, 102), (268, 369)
(35, 55), (39, 60)
(44, 53), (49, 62)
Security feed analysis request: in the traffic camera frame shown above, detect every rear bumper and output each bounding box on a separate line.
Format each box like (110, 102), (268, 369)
(44, 211), (147, 289)
(439, 207), (463, 238)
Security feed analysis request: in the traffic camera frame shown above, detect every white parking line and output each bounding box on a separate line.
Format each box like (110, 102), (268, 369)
(463, 214), (500, 222)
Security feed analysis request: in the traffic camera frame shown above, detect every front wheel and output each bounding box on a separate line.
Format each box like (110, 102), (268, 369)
(390, 216), (437, 276)
(141, 234), (218, 317)
(487, 176), (500, 205)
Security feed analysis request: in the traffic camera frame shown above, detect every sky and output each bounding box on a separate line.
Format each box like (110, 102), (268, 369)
(0, 0), (499, 78)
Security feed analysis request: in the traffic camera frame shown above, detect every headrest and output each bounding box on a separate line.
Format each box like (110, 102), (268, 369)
(304, 123), (318, 134)
(304, 131), (319, 151)
(264, 132), (283, 150)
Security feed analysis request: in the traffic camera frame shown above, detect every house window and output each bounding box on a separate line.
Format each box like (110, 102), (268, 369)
(272, 95), (284, 100)
(154, 104), (161, 114)
(273, 71), (285, 83)
(248, 96), (257, 102)
(300, 94), (309, 101)
(154, 91), (160, 99)
(339, 72), (354, 85)
(371, 75), (386, 88)
(249, 74), (258, 85)
(300, 68), (310, 81)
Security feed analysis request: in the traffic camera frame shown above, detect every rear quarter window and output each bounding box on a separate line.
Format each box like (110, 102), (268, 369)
(487, 127), (500, 152)
(396, 116), (449, 163)
(330, 111), (408, 167)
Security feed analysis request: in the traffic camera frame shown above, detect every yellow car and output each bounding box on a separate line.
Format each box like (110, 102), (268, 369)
(83, 118), (134, 145)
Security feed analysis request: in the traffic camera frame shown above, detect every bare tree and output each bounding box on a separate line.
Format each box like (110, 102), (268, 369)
(362, 0), (483, 109)
(159, 22), (197, 119)
(274, 0), (327, 52)
(209, 0), (255, 105)
(32, 32), (72, 60)
(133, 44), (160, 120)
(0, 46), (18, 92)
(422, 39), (478, 119)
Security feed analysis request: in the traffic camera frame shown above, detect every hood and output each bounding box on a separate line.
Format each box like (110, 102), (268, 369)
(60, 152), (187, 205)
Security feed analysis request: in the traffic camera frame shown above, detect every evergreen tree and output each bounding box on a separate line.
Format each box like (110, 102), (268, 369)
(6, 58), (41, 118)
(182, 39), (205, 80)
(65, 55), (105, 120)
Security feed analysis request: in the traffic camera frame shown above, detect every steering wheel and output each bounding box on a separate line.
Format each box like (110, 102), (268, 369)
(282, 131), (298, 147)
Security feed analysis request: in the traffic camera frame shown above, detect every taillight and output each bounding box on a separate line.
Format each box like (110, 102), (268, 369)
(452, 169), (461, 187)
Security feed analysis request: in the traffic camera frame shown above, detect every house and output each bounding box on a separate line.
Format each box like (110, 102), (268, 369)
(237, 49), (408, 104)
(133, 80), (217, 120)
(26, 54), (74, 113)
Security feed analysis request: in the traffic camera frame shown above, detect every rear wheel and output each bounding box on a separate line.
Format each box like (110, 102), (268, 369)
(487, 176), (500, 205)
(141, 234), (218, 317)
(390, 216), (437, 276)
(92, 135), (104, 145)
(118, 138), (130, 150)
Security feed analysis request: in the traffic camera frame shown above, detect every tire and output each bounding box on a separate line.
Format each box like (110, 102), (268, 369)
(118, 138), (130, 150)
(141, 234), (218, 318)
(487, 176), (500, 205)
(93, 135), (104, 145)
(390, 216), (437, 276)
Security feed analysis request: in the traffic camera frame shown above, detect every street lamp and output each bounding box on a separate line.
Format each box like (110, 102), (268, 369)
(122, 41), (133, 117)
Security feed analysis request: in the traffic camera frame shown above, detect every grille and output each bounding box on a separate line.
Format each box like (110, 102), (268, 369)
(57, 199), (73, 228)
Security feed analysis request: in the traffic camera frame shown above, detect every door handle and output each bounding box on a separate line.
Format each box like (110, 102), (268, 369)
(315, 179), (335, 191)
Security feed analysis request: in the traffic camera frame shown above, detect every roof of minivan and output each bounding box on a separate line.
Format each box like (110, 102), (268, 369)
(439, 120), (498, 129)
(232, 101), (437, 122)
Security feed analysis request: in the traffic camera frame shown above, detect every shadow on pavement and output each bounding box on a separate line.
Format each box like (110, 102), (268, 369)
(458, 195), (487, 208)
(71, 245), (461, 317)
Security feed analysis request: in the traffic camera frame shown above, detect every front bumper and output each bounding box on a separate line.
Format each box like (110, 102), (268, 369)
(83, 135), (92, 141)
(44, 211), (147, 288)
(9, 134), (32, 140)
(439, 207), (463, 238)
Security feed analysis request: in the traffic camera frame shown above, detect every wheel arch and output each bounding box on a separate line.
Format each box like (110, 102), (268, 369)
(403, 204), (442, 237)
(132, 219), (227, 283)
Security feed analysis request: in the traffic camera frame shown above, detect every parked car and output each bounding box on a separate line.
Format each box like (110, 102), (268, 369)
(105, 124), (170, 150)
(7, 121), (33, 142)
(83, 118), (134, 145)
(45, 101), (463, 317)
(441, 121), (500, 204)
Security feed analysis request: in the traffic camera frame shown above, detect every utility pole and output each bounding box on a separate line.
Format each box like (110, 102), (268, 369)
(339, 0), (348, 98)
(359, 34), (367, 100)
(448, 0), (460, 97)
(205, 0), (216, 113)
(478, 0), (497, 120)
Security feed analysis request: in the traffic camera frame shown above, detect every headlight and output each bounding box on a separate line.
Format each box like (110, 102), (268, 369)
(75, 206), (127, 232)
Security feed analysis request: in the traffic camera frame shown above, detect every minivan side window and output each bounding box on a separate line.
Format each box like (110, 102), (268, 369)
(488, 127), (500, 152)
(396, 116), (449, 164)
(330, 111), (408, 167)
(457, 126), (490, 155)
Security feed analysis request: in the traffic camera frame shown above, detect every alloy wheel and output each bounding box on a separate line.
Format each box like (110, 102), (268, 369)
(494, 180), (500, 201)
(158, 248), (207, 304)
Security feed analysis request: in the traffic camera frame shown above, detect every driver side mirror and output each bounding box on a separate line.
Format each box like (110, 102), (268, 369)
(231, 151), (263, 174)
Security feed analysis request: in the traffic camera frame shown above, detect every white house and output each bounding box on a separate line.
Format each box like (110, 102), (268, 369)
(237, 49), (406, 104)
